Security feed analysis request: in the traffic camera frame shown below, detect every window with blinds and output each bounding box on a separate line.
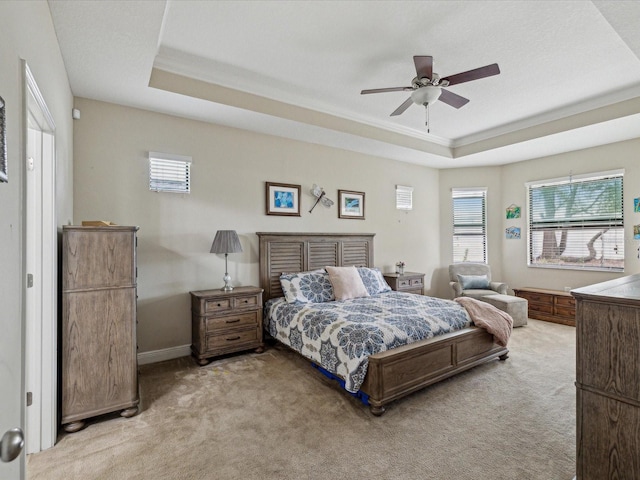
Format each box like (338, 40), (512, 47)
(452, 188), (487, 263)
(396, 185), (413, 210)
(149, 152), (191, 194)
(528, 170), (623, 271)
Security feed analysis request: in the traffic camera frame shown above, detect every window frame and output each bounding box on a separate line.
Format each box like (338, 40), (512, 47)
(452, 187), (487, 264)
(148, 151), (192, 194)
(526, 169), (624, 272)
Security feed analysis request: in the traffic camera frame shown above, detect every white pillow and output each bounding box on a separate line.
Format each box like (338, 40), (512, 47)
(325, 266), (370, 301)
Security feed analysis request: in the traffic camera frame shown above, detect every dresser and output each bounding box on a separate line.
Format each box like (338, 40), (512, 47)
(190, 286), (264, 365)
(572, 275), (640, 479)
(383, 272), (425, 295)
(61, 225), (139, 433)
(513, 287), (575, 326)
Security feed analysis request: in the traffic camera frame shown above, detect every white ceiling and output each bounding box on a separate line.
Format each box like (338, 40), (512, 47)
(48, 0), (640, 168)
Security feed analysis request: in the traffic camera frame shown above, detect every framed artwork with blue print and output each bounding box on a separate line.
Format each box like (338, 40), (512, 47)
(266, 181), (301, 216)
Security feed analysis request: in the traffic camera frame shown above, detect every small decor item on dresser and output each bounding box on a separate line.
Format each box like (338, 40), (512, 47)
(395, 261), (405, 275)
(210, 230), (243, 291)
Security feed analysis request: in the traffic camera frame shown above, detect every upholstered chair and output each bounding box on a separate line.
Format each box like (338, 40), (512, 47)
(448, 263), (508, 298)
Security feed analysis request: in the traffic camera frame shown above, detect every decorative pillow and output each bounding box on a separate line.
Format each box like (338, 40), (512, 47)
(280, 269), (335, 304)
(357, 267), (392, 296)
(457, 274), (490, 290)
(326, 266), (370, 301)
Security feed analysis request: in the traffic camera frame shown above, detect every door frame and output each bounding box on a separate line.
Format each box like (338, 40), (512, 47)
(23, 61), (57, 453)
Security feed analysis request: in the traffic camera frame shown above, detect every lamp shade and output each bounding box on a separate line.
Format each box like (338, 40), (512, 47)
(210, 230), (243, 254)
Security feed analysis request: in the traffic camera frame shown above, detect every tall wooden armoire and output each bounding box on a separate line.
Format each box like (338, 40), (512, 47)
(61, 225), (139, 432)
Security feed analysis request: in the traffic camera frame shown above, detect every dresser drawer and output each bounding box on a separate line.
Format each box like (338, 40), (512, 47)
(233, 294), (260, 309)
(204, 297), (232, 313)
(555, 306), (575, 318)
(555, 296), (575, 308)
(206, 328), (258, 350)
(206, 312), (258, 333)
(529, 302), (554, 314)
(522, 292), (553, 305)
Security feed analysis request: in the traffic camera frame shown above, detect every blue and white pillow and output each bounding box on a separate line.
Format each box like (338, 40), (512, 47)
(357, 267), (392, 296)
(280, 269), (335, 304)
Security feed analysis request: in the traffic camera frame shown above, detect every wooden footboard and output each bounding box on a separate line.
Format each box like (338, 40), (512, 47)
(360, 326), (508, 415)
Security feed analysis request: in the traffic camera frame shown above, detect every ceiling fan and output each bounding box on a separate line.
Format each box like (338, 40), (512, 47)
(361, 55), (500, 131)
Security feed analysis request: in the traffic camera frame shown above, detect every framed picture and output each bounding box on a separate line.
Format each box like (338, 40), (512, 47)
(634, 198), (640, 213)
(506, 204), (521, 219)
(338, 190), (365, 219)
(0, 96), (7, 183)
(505, 226), (521, 239)
(266, 182), (301, 216)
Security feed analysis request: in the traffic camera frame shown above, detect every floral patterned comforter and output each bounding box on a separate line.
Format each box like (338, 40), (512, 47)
(264, 292), (472, 393)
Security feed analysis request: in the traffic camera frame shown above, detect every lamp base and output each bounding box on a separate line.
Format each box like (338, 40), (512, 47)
(222, 272), (233, 291)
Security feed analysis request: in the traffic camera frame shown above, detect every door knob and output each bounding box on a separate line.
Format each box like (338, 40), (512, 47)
(0, 428), (24, 463)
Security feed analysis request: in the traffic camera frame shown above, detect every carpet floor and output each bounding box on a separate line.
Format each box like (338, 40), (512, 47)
(27, 319), (576, 480)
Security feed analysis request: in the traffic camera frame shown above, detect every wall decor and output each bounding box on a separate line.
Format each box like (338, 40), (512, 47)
(506, 226), (521, 239)
(0, 96), (7, 183)
(506, 204), (521, 219)
(309, 184), (334, 213)
(338, 190), (365, 219)
(266, 182), (301, 216)
(634, 197), (640, 213)
(634, 225), (640, 240)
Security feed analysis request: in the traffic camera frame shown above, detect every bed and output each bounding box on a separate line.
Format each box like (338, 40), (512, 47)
(257, 232), (509, 415)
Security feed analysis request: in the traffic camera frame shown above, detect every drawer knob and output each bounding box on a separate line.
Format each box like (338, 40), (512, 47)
(244, 299), (248, 303)
(226, 336), (241, 341)
(217, 303), (222, 307)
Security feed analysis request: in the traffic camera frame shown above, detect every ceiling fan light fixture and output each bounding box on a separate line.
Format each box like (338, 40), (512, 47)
(411, 86), (442, 106)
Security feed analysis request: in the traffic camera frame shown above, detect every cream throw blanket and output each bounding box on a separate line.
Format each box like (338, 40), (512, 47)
(454, 297), (513, 347)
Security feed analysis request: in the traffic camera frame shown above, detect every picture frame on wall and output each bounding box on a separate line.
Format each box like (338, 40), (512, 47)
(0, 96), (7, 183)
(338, 190), (365, 219)
(266, 181), (301, 216)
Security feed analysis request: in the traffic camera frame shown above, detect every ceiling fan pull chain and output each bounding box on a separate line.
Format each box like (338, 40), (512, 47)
(425, 103), (430, 133)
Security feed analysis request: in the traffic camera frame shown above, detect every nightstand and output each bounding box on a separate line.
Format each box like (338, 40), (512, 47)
(383, 272), (425, 295)
(190, 286), (264, 365)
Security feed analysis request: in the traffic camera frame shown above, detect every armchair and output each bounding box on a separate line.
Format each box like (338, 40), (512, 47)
(449, 263), (508, 299)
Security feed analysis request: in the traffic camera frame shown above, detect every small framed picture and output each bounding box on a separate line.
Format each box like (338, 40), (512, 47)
(0, 96), (7, 183)
(266, 182), (301, 216)
(338, 190), (365, 220)
(505, 226), (521, 239)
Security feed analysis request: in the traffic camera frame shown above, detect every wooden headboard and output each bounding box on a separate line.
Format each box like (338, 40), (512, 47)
(257, 232), (375, 301)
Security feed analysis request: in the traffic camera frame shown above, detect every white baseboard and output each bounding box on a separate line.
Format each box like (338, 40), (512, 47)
(137, 344), (191, 365)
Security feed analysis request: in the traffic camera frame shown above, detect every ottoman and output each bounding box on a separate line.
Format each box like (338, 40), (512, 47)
(478, 294), (528, 327)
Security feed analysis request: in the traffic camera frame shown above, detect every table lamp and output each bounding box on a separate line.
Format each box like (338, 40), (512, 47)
(210, 230), (243, 291)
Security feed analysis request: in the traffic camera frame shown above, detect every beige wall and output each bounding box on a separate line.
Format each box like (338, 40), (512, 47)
(73, 98), (441, 353)
(438, 138), (640, 298)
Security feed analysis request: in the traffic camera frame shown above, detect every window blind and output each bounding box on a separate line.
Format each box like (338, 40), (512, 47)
(452, 188), (487, 263)
(149, 152), (191, 194)
(396, 185), (413, 210)
(528, 171), (623, 271)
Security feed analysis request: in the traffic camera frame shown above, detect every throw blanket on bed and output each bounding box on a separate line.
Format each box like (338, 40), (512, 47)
(454, 297), (513, 347)
(265, 292), (472, 393)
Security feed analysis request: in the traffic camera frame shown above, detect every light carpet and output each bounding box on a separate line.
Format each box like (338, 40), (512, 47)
(27, 319), (576, 480)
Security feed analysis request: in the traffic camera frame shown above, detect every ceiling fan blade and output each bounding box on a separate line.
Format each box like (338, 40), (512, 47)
(361, 87), (412, 95)
(441, 63), (500, 86)
(438, 89), (470, 109)
(414, 56), (433, 80)
(390, 97), (414, 116)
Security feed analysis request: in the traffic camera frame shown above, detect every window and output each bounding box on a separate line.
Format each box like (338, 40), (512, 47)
(396, 185), (413, 210)
(527, 170), (623, 272)
(452, 188), (487, 263)
(149, 152), (191, 193)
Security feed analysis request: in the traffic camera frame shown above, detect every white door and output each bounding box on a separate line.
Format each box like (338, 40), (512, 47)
(0, 87), (25, 479)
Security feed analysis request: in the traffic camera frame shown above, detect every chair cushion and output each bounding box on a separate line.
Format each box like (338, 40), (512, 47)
(457, 274), (490, 290)
(462, 289), (499, 299)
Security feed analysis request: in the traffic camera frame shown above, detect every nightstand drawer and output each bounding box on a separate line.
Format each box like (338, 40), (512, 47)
(233, 294), (260, 309)
(411, 278), (423, 286)
(398, 279), (412, 288)
(207, 328), (258, 350)
(204, 298), (232, 313)
(206, 312), (258, 333)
